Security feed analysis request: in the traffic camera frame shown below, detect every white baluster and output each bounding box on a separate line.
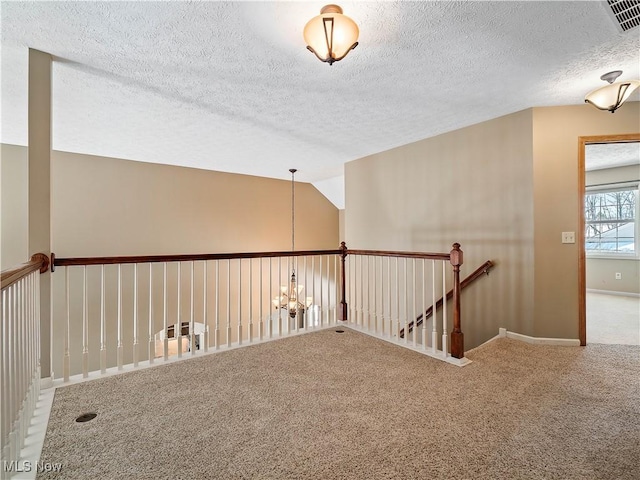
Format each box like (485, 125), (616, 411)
(82, 265), (89, 377)
(412, 258), (417, 347)
(203, 260), (209, 352)
(163, 262), (169, 361)
(101, 265), (107, 372)
(248, 259), (253, 342)
(64, 267), (70, 381)
(404, 258), (409, 344)
(190, 261), (196, 355)
(227, 259), (232, 347)
(177, 262), (183, 357)
(395, 258), (400, 340)
(268, 258), (273, 338)
(133, 263), (139, 367)
(117, 264), (123, 369)
(422, 259), (427, 350)
(442, 261), (448, 357)
(148, 263), (154, 364)
(278, 257), (283, 337)
(259, 258), (264, 341)
(215, 261), (221, 349)
(432, 260), (437, 354)
(238, 259), (243, 345)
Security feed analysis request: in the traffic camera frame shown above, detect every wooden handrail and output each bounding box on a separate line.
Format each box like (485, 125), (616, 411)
(345, 249), (451, 261)
(399, 260), (494, 339)
(52, 249), (343, 271)
(1, 253), (50, 290)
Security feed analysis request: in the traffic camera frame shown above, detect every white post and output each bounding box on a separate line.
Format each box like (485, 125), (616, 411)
(203, 261), (209, 352)
(268, 259), (273, 339)
(190, 261), (196, 355)
(422, 259), (427, 350)
(117, 264), (123, 369)
(403, 258), (409, 344)
(259, 259), (264, 340)
(163, 262), (169, 361)
(238, 260), (243, 345)
(177, 262), (182, 357)
(412, 258), (417, 347)
(442, 261), (448, 357)
(215, 261), (220, 349)
(227, 260), (232, 347)
(101, 265), (107, 372)
(63, 267), (70, 381)
(432, 260), (437, 354)
(148, 263), (154, 364)
(248, 259), (253, 342)
(133, 264), (139, 367)
(82, 266), (89, 377)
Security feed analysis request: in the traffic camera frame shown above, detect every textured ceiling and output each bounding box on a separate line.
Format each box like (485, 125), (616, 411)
(2, 1), (639, 208)
(585, 142), (640, 171)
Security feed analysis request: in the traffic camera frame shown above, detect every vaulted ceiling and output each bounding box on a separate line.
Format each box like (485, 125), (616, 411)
(2, 1), (639, 207)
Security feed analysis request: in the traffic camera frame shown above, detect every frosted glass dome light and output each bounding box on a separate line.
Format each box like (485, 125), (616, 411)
(304, 5), (359, 65)
(585, 71), (640, 113)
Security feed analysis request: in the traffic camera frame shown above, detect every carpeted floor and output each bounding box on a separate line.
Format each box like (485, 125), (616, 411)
(587, 292), (640, 345)
(37, 328), (640, 479)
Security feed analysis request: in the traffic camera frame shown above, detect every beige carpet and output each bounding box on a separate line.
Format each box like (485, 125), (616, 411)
(37, 329), (639, 479)
(587, 292), (640, 345)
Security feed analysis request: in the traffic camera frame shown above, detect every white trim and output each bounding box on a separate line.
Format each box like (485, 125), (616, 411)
(13, 387), (55, 480)
(587, 288), (640, 298)
(498, 328), (581, 346)
(343, 325), (473, 367)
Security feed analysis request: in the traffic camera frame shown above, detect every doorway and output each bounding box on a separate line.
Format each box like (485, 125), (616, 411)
(579, 134), (640, 345)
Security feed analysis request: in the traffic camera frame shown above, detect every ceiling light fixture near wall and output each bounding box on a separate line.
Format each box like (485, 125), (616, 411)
(304, 4), (359, 65)
(584, 70), (640, 113)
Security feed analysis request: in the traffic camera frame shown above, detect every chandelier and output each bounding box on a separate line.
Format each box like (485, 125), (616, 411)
(272, 169), (312, 319)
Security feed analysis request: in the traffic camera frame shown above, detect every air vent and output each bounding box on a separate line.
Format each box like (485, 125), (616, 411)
(606, 0), (640, 32)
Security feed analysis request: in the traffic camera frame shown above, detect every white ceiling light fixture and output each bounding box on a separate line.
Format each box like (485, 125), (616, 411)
(303, 4), (359, 65)
(584, 70), (640, 113)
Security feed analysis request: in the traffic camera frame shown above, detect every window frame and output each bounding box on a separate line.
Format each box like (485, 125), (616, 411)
(584, 183), (639, 260)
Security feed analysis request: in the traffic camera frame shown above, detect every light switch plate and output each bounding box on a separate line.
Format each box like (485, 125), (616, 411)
(561, 232), (575, 244)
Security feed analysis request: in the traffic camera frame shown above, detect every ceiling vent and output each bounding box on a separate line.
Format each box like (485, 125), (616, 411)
(605, 0), (640, 32)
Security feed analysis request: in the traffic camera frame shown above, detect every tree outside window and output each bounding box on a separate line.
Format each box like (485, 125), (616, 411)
(585, 188), (637, 254)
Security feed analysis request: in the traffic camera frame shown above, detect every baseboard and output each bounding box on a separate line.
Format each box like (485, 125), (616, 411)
(586, 288), (640, 298)
(498, 328), (580, 346)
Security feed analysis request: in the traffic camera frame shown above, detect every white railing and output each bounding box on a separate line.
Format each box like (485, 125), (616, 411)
(49, 244), (467, 382)
(342, 245), (466, 365)
(50, 250), (342, 382)
(1, 255), (47, 479)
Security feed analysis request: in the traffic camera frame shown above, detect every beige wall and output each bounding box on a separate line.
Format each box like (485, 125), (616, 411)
(585, 164), (640, 295)
(345, 109), (535, 348)
(51, 150), (338, 256)
(345, 102), (640, 348)
(531, 103), (639, 338)
(2, 145), (339, 261)
(1, 144), (29, 269)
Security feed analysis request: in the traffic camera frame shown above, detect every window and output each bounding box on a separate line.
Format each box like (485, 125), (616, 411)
(585, 186), (638, 256)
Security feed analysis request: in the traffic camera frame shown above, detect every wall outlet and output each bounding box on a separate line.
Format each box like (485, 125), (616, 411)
(561, 232), (575, 244)
(615, 272), (622, 280)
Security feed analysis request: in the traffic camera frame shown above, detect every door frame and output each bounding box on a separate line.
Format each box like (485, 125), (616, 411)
(578, 133), (640, 346)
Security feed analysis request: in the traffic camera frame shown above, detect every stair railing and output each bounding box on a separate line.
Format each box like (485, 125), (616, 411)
(1, 253), (49, 477)
(399, 260), (494, 339)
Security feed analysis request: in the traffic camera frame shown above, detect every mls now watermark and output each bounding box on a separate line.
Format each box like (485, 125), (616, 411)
(2, 460), (62, 473)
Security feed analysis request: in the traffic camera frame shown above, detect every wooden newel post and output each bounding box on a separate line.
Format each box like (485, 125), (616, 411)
(450, 243), (464, 359)
(339, 242), (348, 321)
